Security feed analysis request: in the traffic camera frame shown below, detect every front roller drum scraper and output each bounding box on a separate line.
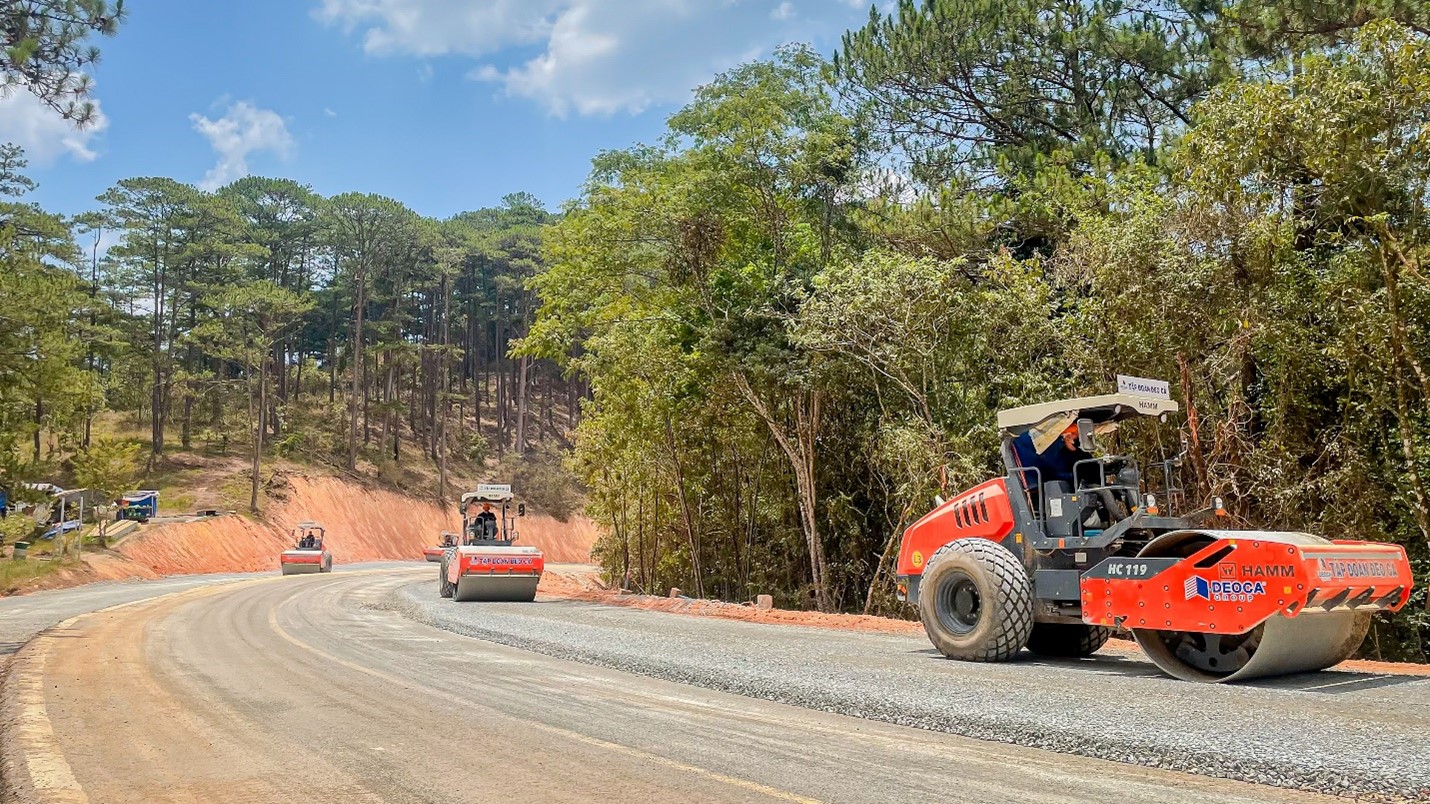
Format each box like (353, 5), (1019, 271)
(453, 574), (540, 602)
(280, 551), (331, 575)
(1081, 530), (1413, 682)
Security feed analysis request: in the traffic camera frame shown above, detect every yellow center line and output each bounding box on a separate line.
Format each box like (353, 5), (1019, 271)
(2, 568), (413, 803)
(6, 576), (286, 804)
(265, 595), (822, 804)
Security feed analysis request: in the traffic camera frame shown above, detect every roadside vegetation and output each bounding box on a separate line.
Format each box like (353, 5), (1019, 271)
(1, 1), (1427, 658)
(524, 5), (1430, 660)
(0, 555), (69, 595)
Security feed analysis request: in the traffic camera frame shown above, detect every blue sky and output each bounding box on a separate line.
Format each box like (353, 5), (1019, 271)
(3, 0), (879, 220)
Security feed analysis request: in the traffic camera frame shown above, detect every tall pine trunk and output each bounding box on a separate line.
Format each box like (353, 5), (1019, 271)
(251, 351), (267, 512)
(347, 267), (365, 471)
(731, 373), (831, 611)
(515, 355), (530, 455)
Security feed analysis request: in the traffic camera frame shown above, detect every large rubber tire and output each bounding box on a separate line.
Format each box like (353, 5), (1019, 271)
(438, 553), (454, 599)
(1025, 623), (1113, 658)
(917, 539), (1034, 662)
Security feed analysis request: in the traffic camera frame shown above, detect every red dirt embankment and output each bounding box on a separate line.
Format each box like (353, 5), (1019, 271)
(538, 568), (924, 635)
(13, 552), (165, 595)
(115, 475), (598, 575)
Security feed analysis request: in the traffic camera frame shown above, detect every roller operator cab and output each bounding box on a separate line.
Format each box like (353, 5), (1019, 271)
(896, 390), (1414, 682)
(437, 484), (543, 602)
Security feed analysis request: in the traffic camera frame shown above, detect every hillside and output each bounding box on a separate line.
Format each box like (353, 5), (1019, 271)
(2, 463), (597, 597)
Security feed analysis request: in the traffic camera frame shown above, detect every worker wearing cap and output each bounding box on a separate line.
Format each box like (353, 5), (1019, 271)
(474, 503), (497, 539)
(1012, 423), (1092, 488)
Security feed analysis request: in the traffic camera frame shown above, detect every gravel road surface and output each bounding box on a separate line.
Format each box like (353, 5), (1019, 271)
(1, 567), (1329, 803)
(390, 576), (1430, 801)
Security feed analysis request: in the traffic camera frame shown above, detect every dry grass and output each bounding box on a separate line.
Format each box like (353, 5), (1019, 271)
(0, 556), (68, 594)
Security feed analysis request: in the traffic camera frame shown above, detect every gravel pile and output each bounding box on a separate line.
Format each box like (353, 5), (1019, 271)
(386, 581), (1430, 801)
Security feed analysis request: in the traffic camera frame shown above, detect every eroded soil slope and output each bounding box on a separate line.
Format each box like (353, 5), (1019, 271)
(115, 474), (598, 575)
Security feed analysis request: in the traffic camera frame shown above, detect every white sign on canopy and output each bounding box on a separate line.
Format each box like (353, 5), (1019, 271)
(1117, 375), (1171, 400)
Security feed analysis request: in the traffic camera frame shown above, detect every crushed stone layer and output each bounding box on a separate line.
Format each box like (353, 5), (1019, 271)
(538, 569), (1430, 678)
(387, 580), (1430, 802)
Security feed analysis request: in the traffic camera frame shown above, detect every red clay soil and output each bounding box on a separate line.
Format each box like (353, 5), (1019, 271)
(537, 567), (924, 636)
(115, 474), (599, 575)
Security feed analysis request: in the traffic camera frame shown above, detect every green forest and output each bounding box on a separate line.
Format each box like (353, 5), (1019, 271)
(3, 1), (1429, 658)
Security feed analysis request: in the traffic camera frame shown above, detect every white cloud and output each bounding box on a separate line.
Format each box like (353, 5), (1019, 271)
(317, 0), (860, 117)
(314, 0), (562, 56)
(324, 107), (338, 117)
(189, 101), (294, 191)
(0, 85), (108, 166)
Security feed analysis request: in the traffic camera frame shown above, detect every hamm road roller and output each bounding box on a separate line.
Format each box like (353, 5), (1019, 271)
(280, 521), (333, 575)
(438, 484), (543, 602)
(896, 390), (1414, 682)
(423, 531), (457, 562)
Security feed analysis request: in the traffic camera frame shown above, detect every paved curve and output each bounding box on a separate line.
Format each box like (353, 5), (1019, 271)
(390, 577), (1430, 801)
(0, 563), (416, 663)
(0, 572), (258, 663)
(2, 567), (1323, 804)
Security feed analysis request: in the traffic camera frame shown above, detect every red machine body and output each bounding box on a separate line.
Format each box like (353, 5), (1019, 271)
(443, 545), (544, 602)
(444, 547), (545, 582)
(1081, 532), (1413, 634)
(280, 521), (333, 575)
(281, 551), (325, 566)
(897, 478), (1015, 578)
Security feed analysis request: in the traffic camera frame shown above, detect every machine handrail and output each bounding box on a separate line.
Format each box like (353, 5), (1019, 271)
(1008, 465), (1044, 526)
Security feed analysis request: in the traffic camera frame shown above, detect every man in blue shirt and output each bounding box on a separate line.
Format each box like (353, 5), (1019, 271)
(1012, 423), (1091, 488)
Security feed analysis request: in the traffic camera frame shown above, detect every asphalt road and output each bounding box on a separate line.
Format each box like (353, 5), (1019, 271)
(0, 572), (260, 664)
(393, 577), (1430, 801)
(0, 567), (1332, 804)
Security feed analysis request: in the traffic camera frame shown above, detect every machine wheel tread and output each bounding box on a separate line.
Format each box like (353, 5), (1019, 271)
(438, 550), (455, 599)
(919, 539), (1033, 662)
(1025, 622), (1112, 658)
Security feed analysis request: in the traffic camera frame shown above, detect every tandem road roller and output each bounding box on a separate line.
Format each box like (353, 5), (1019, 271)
(438, 484), (543, 602)
(280, 521), (333, 576)
(896, 388), (1414, 682)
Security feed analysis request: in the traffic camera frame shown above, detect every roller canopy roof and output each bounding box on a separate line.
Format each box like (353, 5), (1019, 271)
(997, 394), (1180, 450)
(461, 484), (513, 504)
